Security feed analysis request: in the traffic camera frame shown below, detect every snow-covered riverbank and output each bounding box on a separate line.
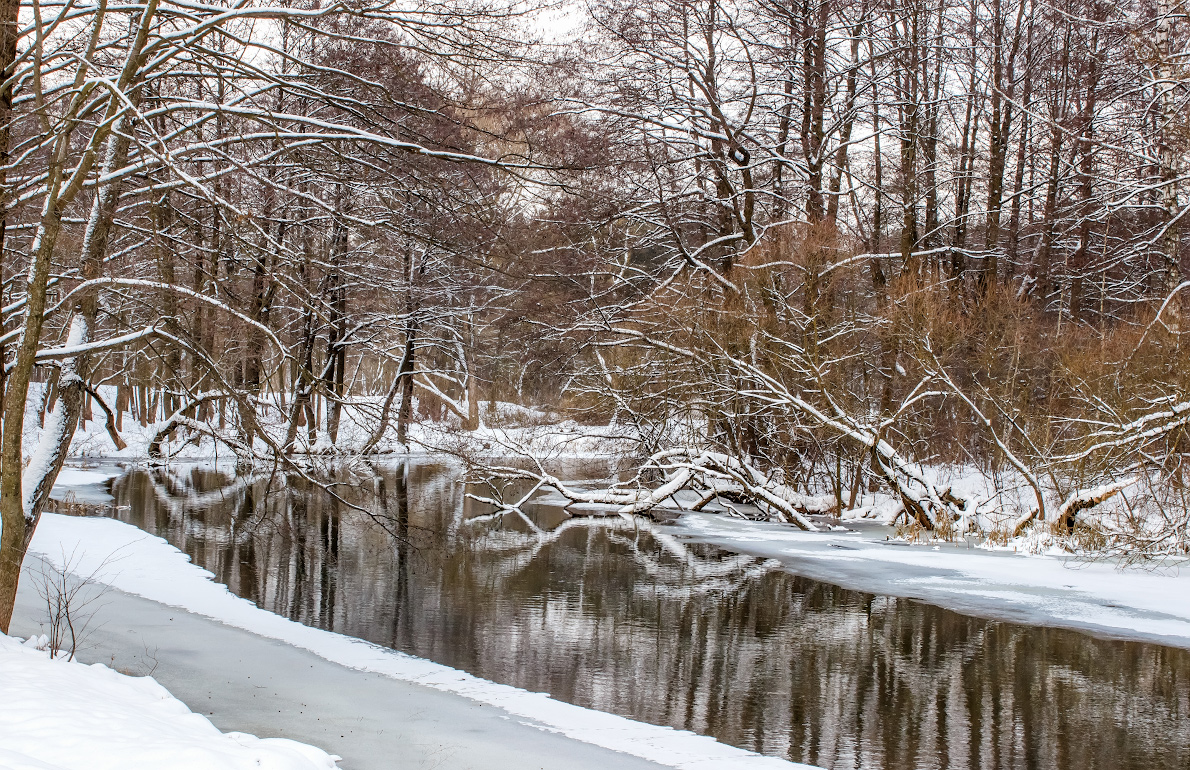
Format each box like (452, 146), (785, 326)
(8, 569), (679, 770)
(0, 632), (339, 770)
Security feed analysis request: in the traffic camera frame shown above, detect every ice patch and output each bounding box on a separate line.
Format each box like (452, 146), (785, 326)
(671, 511), (1190, 648)
(53, 469), (119, 487)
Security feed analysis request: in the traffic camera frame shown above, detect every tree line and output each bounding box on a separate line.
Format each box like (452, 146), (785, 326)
(0, 0), (1187, 627)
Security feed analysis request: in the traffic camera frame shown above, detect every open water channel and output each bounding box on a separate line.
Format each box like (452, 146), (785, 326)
(94, 461), (1190, 770)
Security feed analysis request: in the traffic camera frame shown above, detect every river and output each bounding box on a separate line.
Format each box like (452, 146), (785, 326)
(96, 461), (1190, 770)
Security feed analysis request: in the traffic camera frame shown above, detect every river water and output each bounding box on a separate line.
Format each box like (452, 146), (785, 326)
(100, 462), (1190, 770)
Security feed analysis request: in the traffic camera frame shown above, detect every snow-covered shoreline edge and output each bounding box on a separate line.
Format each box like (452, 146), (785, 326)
(31, 381), (631, 463)
(26, 509), (815, 770)
(0, 631), (340, 770)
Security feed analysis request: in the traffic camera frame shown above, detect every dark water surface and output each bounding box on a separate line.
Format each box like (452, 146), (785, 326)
(103, 463), (1190, 770)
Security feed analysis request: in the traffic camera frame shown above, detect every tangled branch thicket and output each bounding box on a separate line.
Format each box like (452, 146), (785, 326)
(1, 0), (1190, 625)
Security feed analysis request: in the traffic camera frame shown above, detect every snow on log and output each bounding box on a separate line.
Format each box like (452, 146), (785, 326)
(1057, 478), (1137, 530)
(466, 444), (827, 530)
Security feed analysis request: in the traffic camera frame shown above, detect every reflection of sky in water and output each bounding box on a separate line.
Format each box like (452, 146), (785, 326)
(105, 463), (1190, 770)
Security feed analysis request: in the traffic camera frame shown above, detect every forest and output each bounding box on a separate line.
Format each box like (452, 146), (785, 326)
(1, 0), (1188, 630)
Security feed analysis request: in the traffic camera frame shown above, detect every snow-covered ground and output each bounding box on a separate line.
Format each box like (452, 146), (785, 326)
(30, 382), (627, 462)
(26, 478), (815, 770)
(0, 632), (338, 770)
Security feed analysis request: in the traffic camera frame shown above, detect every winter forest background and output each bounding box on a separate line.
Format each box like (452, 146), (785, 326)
(1, 0), (1188, 627)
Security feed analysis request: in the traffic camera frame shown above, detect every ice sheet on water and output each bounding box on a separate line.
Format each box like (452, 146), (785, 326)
(672, 511), (1190, 648)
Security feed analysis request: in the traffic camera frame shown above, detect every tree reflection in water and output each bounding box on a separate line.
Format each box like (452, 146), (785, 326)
(108, 463), (1190, 770)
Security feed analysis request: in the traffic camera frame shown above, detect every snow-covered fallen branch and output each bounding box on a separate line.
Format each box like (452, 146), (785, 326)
(1057, 478), (1137, 531)
(600, 326), (967, 529)
(465, 441), (833, 530)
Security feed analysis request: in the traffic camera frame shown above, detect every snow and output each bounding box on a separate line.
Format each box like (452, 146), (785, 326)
(23, 319), (91, 517)
(27, 382), (628, 462)
(0, 632), (339, 770)
(671, 511), (1190, 648)
(52, 469), (118, 487)
(25, 512), (816, 770)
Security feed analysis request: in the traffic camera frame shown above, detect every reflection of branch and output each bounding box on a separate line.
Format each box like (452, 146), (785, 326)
(462, 510), (778, 592)
(145, 470), (256, 520)
(463, 496), (546, 535)
(142, 463), (416, 545)
(466, 477), (546, 523)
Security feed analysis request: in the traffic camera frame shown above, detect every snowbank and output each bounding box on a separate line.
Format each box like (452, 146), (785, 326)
(0, 633), (339, 770)
(26, 513), (815, 770)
